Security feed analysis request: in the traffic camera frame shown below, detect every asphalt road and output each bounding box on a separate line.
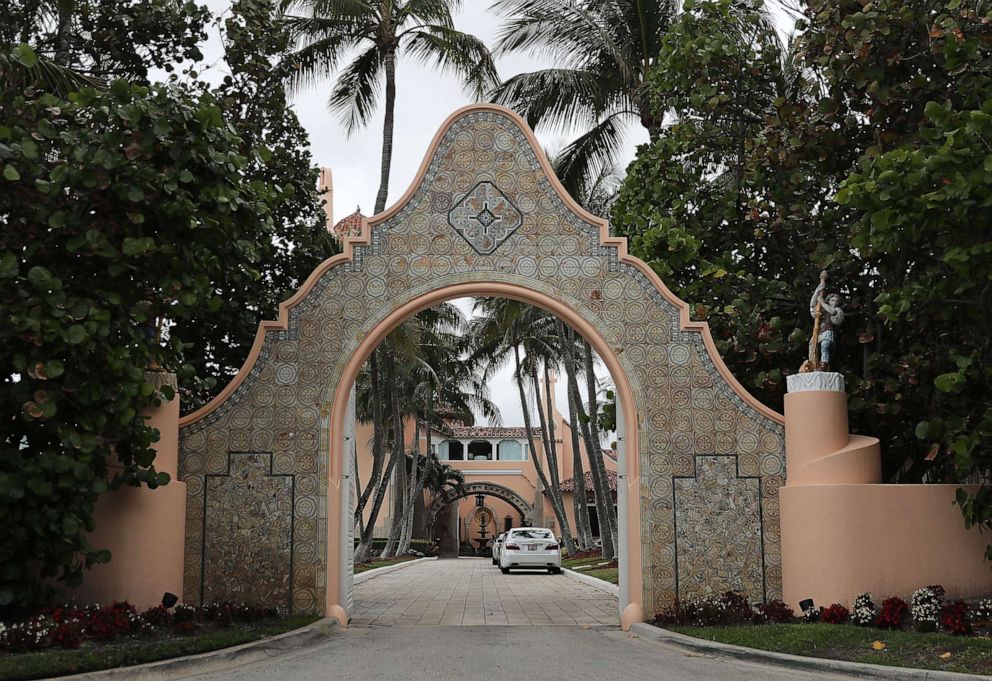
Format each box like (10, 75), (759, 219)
(184, 625), (861, 681)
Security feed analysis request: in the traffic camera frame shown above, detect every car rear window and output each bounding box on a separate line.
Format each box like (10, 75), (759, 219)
(510, 529), (553, 539)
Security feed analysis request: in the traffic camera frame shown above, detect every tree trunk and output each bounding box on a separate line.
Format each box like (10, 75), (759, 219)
(529, 363), (576, 545)
(584, 340), (618, 552)
(566, 371), (594, 550)
(374, 47), (396, 214)
(514, 345), (575, 554)
(354, 419), (402, 563)
(397, 418), (420, 554)
(558, 321), (615, 559)
(566, 335), (615, 559)
(355, 349), (385, 527)
(380, 355), (406, 558)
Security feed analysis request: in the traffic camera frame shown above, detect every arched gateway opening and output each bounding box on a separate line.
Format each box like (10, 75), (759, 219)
(177, 104), (785, 630)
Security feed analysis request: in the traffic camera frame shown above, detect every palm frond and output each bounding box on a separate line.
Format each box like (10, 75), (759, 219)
(552, 113), (626, 199)
(403, 24), (498, 99)
(489, 68), (606, 131)
(326, 41), (385, 135)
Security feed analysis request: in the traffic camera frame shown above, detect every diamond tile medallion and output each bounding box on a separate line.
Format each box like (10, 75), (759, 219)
(178, 106), (786, 618)
(447, 181), (522, 254)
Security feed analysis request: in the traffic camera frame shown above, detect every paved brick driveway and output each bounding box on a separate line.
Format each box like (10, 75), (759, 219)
(351, 558), (618, 627)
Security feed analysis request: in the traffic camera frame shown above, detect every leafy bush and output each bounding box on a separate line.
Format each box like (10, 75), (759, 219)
(877, 597), (909, 629)
(941, 601), (972, 636)
(820, 604), (849, 624)
(755, 600), (795, 624)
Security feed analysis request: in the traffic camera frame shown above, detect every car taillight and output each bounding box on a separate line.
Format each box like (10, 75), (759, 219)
(505, 543), (520, 550)
(545, 544), (559, 551)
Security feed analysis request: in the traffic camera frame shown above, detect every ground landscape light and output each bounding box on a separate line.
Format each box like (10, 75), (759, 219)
(162, 592), (179, 608)
(799, 598), (815, 613)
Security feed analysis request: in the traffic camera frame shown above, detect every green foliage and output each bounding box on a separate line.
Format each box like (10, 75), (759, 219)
(613, 0), (824, 410)
(0, 0), (210, 83)
(0, 80), (283, 606)
(179, 0), (337, 409)
(613, 0), (992, 549)
(839, 95), (992, 534)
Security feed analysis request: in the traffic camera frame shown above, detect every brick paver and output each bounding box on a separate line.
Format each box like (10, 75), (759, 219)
(351, 558), (618, 627)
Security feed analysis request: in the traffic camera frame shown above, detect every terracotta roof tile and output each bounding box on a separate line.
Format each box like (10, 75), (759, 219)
(449, 426), (541, 439)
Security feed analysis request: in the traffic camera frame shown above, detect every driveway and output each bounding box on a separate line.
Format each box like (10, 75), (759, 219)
(178, 558), (864, 681)
(351, 557), (617, 626)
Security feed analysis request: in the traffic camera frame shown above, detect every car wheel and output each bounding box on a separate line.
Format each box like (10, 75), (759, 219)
(552, 567), (562, 575)
(492, 557), (497, 565)
(500, 567), (510, 575)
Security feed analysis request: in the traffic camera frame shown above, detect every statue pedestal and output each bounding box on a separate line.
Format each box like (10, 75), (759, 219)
(780, 371), (992, 610)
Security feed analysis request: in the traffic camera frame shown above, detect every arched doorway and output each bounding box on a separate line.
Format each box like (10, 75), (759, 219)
(177, 104), (785, 631)
(427, 481), (534, 558)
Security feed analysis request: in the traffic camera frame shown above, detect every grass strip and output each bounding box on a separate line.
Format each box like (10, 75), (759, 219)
(670, 623), (992, 676)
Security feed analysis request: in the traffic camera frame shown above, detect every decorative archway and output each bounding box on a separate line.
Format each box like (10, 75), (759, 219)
(177, 104), (785, 630)
(427, 481), (534, 527)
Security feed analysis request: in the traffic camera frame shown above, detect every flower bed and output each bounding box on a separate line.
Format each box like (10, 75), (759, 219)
(0, 601), (281, 653)
(651, 585), (992, 675)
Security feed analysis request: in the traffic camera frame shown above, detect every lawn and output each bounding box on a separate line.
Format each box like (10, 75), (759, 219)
(670, 623), (992, 676)
(583, 567), (619, 585)
(354, 555), (419, 574)
(0, 615), (319, 681)
(562, 554), (607, 570)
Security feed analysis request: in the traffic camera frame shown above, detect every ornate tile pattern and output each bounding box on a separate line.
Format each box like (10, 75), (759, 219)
(674, 456), (764, 601)
(203, 453), (294, 610)
(178, 108), (785, 615)
(447, 180), (523, 254)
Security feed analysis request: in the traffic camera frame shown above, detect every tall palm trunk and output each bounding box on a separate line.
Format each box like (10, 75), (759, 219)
(354, 408), (402, 564)
(514, 345), (575, 554)
(558, 321), (615, 559)
(381, 355), (406, 558)
(565, 371), (594, 550)
(584, 340), (618, 552)
(374, 47), (396, 214)
(355, 349), (385, 527)
(529, 363), (578, 546)
(396, 418), (420, 554)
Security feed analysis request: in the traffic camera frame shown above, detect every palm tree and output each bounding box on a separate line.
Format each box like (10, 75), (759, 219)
(390, 304), (500, 556)
(489, 0), (678, 193)
(283, 0), (498, 213)
(556, 319), (616, 559)
(468, 298), (578, 554)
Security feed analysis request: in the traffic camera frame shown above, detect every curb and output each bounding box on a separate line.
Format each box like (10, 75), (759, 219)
(629, 622), (992, 681)
(562, 567), (620, 597)
(41, 618), (339, 681)
(353, 556), (435, 584)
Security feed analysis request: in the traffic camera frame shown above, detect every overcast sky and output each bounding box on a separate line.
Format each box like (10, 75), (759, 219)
(191, 2), (792, 430)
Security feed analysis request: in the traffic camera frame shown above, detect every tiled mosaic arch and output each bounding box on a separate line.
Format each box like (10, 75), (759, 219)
(177, 104), (785, 621)
(427, 481), (534, 527)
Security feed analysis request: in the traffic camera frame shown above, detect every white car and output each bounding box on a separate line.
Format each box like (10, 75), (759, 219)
(499, 527), (561, 574)
(491, 532), (507, 565)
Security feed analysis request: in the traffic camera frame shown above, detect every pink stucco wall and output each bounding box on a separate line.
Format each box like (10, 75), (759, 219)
(780, 387), (991, 610)
(71, 376), (186, 609)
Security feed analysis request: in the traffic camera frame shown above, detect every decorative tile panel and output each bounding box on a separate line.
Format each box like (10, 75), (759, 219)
(178, 107), (786, 615)
(674, 456), (764, 601)
(203, 453), (294, 610)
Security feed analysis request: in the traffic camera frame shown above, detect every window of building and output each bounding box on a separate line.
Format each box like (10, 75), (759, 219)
(438, 440), (463, 461)
(467, 440), (493, 460)
(497, 439), (524, 461)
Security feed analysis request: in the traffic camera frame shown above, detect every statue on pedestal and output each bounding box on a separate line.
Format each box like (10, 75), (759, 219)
(800, 271), (844, 373)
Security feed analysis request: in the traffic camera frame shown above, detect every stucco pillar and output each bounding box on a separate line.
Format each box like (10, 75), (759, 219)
(72, 372), (186, 609)
(783, 372), (880, 485)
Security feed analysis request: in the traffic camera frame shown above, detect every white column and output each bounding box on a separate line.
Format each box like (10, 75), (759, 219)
(616, 397), (629, 620)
